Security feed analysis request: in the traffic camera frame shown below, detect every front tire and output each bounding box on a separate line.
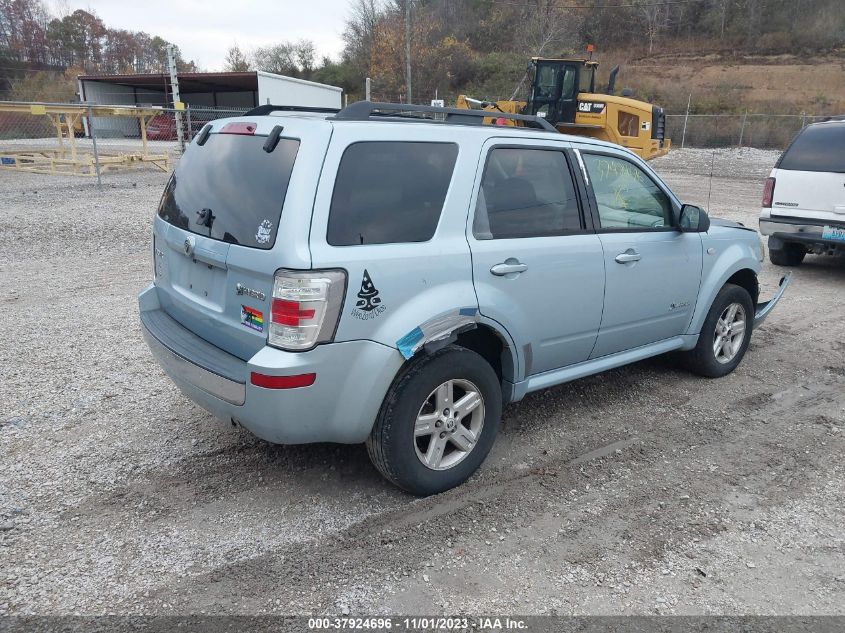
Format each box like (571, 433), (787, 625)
(683, 283), (754, 378)
(769, 240), (805, 267)
(367, 346), (501, 496)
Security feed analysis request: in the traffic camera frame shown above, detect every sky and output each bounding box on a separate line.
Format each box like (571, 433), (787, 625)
(50, 0), (350, 70)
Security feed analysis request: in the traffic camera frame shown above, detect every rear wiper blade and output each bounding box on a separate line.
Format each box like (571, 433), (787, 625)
(196, 125), (212, 146)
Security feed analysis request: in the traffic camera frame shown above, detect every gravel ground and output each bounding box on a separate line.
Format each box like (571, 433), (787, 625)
(1, 148), (843, 616)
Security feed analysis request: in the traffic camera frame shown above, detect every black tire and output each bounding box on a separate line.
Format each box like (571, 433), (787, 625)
(683, 283), (755, 378)
(366, 345), (501, 496)
(768, 240), (805, 267)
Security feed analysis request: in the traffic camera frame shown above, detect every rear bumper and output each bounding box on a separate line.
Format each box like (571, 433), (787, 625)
(760, 217), (845, 249)
(142, 310), (246, 406)
(138, 284), (404, 444)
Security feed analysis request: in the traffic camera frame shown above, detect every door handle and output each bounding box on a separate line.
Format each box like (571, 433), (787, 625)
(490, 260), (528, 276)
(615, 250), (642, 264)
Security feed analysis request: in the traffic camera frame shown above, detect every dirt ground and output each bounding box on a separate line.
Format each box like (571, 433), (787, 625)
(1, 148), (843, 616)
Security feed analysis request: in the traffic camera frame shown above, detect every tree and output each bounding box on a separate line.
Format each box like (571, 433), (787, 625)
(635, 0), (664, 56)
(0, 0), (51, 64)
(294, 40), (316, 79)
(147, 36), (170, 72)
(0, 0), (199, 81)
(103, 28), (137, 73)
(252, 39), (316, 79)
(63, 9), (106, 70)
(342, 0), (382, 78)
(224, 44), (250, 71)
(518, 0), (584, 57)
(312, 56), (360, 94)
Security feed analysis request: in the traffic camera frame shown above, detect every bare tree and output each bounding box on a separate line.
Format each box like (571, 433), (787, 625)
(252, 39), (316, 79)
(711, 0), (733, 39)
(224, 43), (250, 71)
(518, 0), (583, 58)
(294, 40), (316, 79)
(635, 0), (663, 56)
(342, 0), (383, 74)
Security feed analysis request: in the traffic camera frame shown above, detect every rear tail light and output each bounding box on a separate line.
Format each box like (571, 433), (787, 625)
(762, 177), (775, 208)
(268, 269), (347, 351)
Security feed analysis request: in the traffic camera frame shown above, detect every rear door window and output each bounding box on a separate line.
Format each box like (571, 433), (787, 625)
(473, 147), (582, 239)
(778, 124), (845, 172)
(157, 133), (299, 249)
(327, 142), (458, 246)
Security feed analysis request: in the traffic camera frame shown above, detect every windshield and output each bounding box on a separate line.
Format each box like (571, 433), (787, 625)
(534, 65), (558, 100)
(533, 63), (577, 101)
(157, 132), (300, 249)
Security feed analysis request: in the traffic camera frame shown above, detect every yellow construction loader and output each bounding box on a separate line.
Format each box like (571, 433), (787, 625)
(456, 57), (670, 160)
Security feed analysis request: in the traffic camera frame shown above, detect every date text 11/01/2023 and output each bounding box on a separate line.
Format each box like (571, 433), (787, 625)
(307, 617), (528, 630)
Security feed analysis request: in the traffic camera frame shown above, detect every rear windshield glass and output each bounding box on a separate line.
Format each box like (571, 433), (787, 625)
(157, 133), (300, 249)
(327, 141), (458, 246)
(778, 124), (845, 173)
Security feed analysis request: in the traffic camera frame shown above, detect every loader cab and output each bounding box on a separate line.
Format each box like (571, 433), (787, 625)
(526, 58), (597, 126)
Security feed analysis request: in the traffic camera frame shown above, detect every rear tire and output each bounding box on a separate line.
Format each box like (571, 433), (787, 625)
(367, 345), (501, 496)
(769, 240), (805, 267)
(683, 283), (754, 378)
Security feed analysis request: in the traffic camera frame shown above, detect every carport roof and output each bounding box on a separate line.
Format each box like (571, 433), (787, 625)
(77, 71), (258, 94)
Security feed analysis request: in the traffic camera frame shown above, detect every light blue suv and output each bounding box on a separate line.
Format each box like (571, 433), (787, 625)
(139, 102), (790, 495)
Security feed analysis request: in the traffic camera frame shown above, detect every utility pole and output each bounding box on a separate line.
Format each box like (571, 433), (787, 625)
(404, 0), (412, 104)
(166, 44), (185, 151)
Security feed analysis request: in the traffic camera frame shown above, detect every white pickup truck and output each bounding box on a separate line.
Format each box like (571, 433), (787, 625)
(759, 119), (845, 266)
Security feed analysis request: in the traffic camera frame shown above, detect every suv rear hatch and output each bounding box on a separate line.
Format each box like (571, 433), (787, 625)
(770, 123), (845, 223)
(152, 116), (332, 360)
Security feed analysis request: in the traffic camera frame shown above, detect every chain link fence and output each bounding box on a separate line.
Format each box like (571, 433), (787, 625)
(667, 112), (835, 150)
(0, 102), (249, 182)
(2, 99), (842, 183)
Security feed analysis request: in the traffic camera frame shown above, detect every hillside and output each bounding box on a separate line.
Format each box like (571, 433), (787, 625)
(614, 52), (845, 115)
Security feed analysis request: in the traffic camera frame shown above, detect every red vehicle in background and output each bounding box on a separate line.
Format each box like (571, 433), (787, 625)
(145, 115), (179, 141)
(145, 114), (208, 141)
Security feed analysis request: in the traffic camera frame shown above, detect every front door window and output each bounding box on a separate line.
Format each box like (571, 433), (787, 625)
(582, 153), (673, 229)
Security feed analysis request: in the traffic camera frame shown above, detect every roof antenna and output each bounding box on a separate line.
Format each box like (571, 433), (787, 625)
(706, 150), (716, 213)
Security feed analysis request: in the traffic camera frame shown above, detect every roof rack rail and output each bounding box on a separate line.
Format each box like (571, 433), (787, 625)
(333, 100), (557, 132)
(244, 104), (341, 116)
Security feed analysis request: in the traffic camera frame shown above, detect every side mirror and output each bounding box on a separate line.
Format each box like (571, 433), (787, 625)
(679, 204), (710, 233)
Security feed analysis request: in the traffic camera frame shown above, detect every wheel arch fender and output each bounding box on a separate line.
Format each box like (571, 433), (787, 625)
(687, 249), (760, 338)
(394, 311), (520, 401)
(454, 317), (519, 384)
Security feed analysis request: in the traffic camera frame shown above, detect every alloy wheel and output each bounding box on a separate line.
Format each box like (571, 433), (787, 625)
(414, 379), (485, 471)
(713, 302), (747, 364)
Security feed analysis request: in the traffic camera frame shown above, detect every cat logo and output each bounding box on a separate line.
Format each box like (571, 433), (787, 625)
(578, 102), (606, 114)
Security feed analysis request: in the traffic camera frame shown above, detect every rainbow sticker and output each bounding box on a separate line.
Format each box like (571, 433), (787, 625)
(241, 305), (264, 332)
